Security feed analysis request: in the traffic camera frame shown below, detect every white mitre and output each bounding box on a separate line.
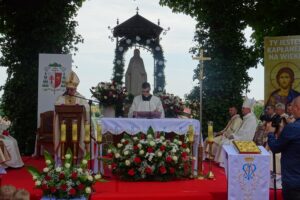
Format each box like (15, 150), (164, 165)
(242, 96), (256, 109)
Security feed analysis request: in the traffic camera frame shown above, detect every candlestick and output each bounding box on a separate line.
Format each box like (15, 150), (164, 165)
(84, 123), (90, 142)
(97, 124), (102, 143)
(60, 121), (66, 142)
(207, 121), (214, 142)
(72, 120), (78, 142)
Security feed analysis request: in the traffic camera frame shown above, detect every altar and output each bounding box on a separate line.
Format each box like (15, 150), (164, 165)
(222, 145), (270, 200)
(94, 118), (202, 174)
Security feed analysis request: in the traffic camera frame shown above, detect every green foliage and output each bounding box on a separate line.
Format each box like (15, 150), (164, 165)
(0, 0), (84, 154)
(253, 103), (264, 120)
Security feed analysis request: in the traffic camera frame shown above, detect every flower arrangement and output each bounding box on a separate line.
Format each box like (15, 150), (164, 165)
(27, 149), (104, 199)
(158, 93), (184, 118)
(185, 100), (200, 119)
(106, 127), (193, 181)
(90, 81), (129, 107)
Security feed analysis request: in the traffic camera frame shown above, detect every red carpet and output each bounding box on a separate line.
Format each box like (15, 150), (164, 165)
(0, 157), (282, 200)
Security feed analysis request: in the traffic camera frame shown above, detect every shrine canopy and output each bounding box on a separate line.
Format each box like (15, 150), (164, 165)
(113, 13), (163, 39)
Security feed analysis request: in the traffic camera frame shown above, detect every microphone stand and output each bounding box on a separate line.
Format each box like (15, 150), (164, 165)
(68, 94), (100, 171)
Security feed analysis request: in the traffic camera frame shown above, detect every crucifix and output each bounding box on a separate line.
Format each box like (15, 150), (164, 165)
(192, 49), (211, 178)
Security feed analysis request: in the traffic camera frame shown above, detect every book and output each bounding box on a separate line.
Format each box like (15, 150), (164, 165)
(232, 140), (261, 154)
(135, 111), (161, 119)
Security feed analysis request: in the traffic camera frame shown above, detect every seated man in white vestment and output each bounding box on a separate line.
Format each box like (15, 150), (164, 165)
(128, 82), (165, 118)
(205, 106), (242, 157)
(214, 97), (258, 164)
(54, 71), (90, 162)
(0, 130), (24, 169)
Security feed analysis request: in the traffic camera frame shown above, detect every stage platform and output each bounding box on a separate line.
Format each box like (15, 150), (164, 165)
(0, 157), (281, 200)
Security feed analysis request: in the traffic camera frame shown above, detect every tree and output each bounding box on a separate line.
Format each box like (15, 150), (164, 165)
(160, 0), (257, 131)
(0, 0), (84, 154)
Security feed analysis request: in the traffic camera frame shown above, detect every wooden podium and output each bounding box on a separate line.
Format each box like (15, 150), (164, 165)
(55, 105), (85, 158)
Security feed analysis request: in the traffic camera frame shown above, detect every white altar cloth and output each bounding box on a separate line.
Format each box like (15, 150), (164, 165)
(222, 145), (270, 200)
(94, 118), (202, 174)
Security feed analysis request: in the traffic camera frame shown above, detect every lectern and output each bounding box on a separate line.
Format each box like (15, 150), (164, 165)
(55, 105), (85, 159)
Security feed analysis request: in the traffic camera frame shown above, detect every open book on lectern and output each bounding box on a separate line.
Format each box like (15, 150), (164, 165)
(135, 111), (161, 119)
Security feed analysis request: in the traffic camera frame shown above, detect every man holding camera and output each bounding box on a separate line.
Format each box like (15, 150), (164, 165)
(268, 96), (300, 200)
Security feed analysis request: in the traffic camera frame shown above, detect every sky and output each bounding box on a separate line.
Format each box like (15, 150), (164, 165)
(0, 0), (264, 100)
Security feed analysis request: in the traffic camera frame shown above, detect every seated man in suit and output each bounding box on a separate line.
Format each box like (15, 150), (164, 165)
(128, 82), (165, 118)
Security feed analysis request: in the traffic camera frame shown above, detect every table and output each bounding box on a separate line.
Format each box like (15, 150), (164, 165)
(222, 145), (270, 200)
(94, 118), (202, 174)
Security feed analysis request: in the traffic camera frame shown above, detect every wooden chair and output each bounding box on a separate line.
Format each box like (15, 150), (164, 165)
(36, 111), (54, 156)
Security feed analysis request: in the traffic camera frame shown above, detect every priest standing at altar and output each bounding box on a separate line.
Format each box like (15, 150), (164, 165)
(128, 82), (165, 118)
(54, 71), (90, 162)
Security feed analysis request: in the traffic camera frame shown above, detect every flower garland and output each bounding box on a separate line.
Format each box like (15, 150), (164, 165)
(106, 127), (193, 181)
(158, 93), (184, 118)
(112, 36), (166, 94)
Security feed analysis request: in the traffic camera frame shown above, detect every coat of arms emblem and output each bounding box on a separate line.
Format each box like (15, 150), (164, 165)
(42, 62), (66, 93)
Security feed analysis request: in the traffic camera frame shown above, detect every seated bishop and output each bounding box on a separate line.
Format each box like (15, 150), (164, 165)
(128, 82), (165, 118)
(54, 71), (90, 162)
(214, 97), (258, 164)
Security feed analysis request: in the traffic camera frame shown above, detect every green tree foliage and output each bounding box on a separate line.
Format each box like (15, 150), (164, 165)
(0, 0), (84, 154)
(160, 0), (257, 131)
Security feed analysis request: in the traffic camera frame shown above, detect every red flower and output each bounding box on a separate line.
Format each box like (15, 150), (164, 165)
(182, 144), (187, 148)
(59, 173), (65, 180)
(69, 188), (76, 196)
(41, 184), (48, 190)
(45, 175), (51, 181)
(71, 172), (78, 180)
(169, 167), (175, 174)
(77, 183), (85, 191)
(159, 166), (167, 174)
(124, 140), (129, 145)
(134, 157), (141, 164)
(147, 147), (154, 153)
(112, 163), (117, 169)
(128, 169), (135, 176)
(2, 130), (9, 136)
(60, 184), (67, 191)
(166, 156), (172, 163)
(160, 145), (166, 151)
(145, 167), (152, 174)
(181, 152), (188, 158)
(50, 186), (56, 193)
(106, 153), (113, 158)
(133, 145), (139, 151)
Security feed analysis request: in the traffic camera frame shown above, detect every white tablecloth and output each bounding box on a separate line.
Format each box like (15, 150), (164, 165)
(222, 145), (270, 200)
(94, 118), (202, 174)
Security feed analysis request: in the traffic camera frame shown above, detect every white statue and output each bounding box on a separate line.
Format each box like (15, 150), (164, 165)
(125, 49), (147, 96)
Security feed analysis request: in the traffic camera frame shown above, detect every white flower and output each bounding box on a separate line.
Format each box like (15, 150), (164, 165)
(162, 142), (167, 146)
(146, 39), (151, 44)
(104, 96), (108, 99)
(147, 134), (153, 139)
(43, 167), (49, 173)
(117, 143), (123, 148)
(55, 167), (62, 172)
(95, 174), (102, 180)
(136, 36), (141, 41)
(87, 175), (93, 181)
(160, 136), (165, 141)
(149, 141), (155, 147)
(173, 139), (178, 143)
(65, 154), (71, 159)
(125, 160), (131, 166)
(108, 164), (112, 169)
(85, 187), (92, 194)
(137, 144), (142, 149)
(178, 141), (182, 145)
(172, 149), (177, 153)
(45, 160), (51, 165)
(121, 139), (125, 143)
(32, 175), (37, 180)
(124, 150), (129, 156)
(82, 159), (88, 165)
(107, 149), (112, 154)
(157, 151), (162, 157)
(139, 150), (145, 155)
(65, 163), (71, 168)
(116, 60), (122, 65)
(155, 46), (161, 51)
(115, 153), (120, 158)
(172, 156), (178, 161)
(126, 39), (131, 44)
(133, 137), (138, 141)
(118, 46), (124, 51)
(35, 180), (41, 186)
(77, 168), (83, 173)
(186, 148), (190, 153)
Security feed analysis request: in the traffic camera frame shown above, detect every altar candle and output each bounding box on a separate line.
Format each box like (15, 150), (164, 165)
(207, 121), (214, 142)
(188, 125), (194, 143)
(84, 123), (90, 142)
(97, 124), (102, 143)
(72, 121), (78, 142)
(60, 122), (66, 142)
